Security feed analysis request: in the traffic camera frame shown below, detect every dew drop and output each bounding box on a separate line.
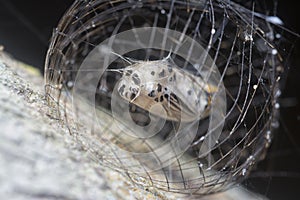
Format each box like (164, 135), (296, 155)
(271, 49), (278, 55)
(67, 81), (74, 88)
(242, 168), (247, 176)
(271, 120), (279, 128)
(247, 155), (254, 162)
(199, 136), (205, 142)
(275, 90), (281, 98)
(211, 28), (216, 35)
(276, 66), (284, 72)
(265, 130), (272, 143)
(198, 162), (204, 168)
(275, 33), (281, 39)
(265, 130), (272, 148)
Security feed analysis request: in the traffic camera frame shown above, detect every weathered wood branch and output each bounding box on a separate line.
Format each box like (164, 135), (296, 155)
(0, 50), (266, 200)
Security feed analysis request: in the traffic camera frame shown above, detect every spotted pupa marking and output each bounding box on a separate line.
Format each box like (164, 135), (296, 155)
(108, 57), (218, 122)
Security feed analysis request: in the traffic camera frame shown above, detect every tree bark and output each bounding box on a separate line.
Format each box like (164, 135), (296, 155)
(0, 50), (266, 200)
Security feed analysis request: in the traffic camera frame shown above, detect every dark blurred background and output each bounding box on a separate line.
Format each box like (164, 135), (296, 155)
(0, 0), (299, 199)
(0, 0), (72, 68)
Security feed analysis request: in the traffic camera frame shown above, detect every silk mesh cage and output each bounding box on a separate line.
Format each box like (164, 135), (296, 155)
(44, 0), (290, 196)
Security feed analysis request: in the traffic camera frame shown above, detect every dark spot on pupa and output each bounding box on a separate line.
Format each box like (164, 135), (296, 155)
(148, 90), (155, 97)
(130, 93), (136, 100)
(160, 96), (164, 102)
(125, 69), (133, 76)
(151, 71), (155, 76)
(170, 93), (179, 102)
(169, 93), (180, 109)
(154, 97), (159, 102)
(158, 69), (165, 77)
(204, 103), (209, 110)
(118, 84), (126, 95)
(164, 94), (169, 99)
(187, 90), (192, 95)
(132, 73), (140, 85)
(133, 77), (140, 85)
(127, 69), (133, 74)
(157, 83), (162, 92)
(131, 87), (138, 94)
